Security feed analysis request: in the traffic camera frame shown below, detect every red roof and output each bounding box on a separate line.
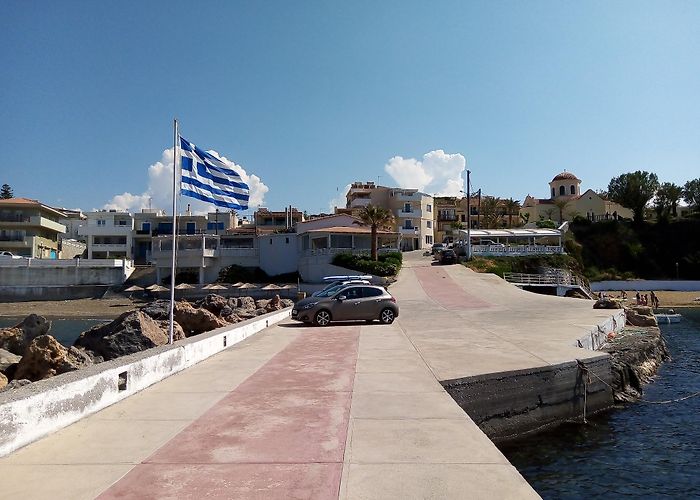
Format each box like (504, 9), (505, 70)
(551, 171), (580, 182)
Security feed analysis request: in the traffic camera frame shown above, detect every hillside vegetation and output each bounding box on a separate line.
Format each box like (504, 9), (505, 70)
(569, 219), (700, 281)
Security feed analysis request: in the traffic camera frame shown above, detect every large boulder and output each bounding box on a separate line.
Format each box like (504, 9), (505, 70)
(174, 301), (228, 336)
(265, 295), (284, 312)
(140, 300), (170, 320)
(198, 294), (229, 316)
(625, 307), (658, 327)
(74, 310), (184, 361)
(14, 335), (92, 382)
(0, 379), (32, 392)
(0, 372), (7, 390)
(0, 348), (22, 372)
(237, 296), (256, 311)
(0, 314), (52, 355)
(593, 298), (622, 310)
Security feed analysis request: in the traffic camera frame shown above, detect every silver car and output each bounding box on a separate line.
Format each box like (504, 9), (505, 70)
(292, 285), (399, 326)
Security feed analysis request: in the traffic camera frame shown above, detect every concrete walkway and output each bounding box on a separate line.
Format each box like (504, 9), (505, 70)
(0, 252), (622, 499)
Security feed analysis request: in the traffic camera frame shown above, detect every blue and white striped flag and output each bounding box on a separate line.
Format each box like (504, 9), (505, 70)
(179, 136), (250, 210)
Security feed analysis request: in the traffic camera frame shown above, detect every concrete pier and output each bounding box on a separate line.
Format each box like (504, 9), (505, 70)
(0, 252), (624, 499)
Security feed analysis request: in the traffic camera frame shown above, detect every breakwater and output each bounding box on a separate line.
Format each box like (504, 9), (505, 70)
(502, 309), (700, 498)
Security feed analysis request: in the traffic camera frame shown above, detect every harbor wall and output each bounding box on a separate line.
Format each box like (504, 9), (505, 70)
(592, 280), (700, 292)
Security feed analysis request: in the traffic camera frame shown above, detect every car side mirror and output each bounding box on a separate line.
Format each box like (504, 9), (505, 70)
(337, 295), (346, 301)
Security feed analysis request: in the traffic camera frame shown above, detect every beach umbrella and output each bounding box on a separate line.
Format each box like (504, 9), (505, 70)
(175, 283), (196, 290)
(149, 285), (168, 292)
(238, 283), (258, 289)
(124, 285), (144, 292)
(231, 282), (245, 287)
(203, 283), (228, 290)
(262, 283), (282, 290)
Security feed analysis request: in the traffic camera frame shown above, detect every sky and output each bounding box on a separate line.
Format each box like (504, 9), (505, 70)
(2, 1), (699, 217)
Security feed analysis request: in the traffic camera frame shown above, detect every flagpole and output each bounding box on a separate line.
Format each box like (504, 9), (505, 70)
(168, 119), (179, 344)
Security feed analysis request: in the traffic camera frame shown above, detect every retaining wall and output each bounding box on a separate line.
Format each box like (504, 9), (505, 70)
(0, 308), (291, 457)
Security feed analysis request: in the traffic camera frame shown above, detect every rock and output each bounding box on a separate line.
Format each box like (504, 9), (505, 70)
(626, 307), (658, 327)
(593, 298), (622, 309)
(0, 348), (21, 373)
(237, 296), (256, 310)
(255, 299), (271, 310)
(198, 294), (229, 316)
(174, 301), (228, 336)
(74, 310), (183, 361)
(156, 320), (186, 342)
(0, 379), (32, 392)
(0, 328), (25, 355)
(265, 295), (283, 312)
(0, 314), (52, 355)
(0, 372), (6, 390)
(280, 299), (294, 308)
(14, 335), (92, 382)
(140, 300), (171, 320)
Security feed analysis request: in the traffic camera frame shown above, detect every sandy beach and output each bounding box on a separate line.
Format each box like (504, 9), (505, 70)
(602, 290), (700, 308)
(0, 298), (143, 319)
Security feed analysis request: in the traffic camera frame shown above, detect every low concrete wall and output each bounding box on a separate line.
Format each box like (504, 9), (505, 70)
(592, 280), (700, 292)
(0, 308), (291, 457)
(576, 309), (625, 350)
(0, 262), (129, 286)
(442, 355), (613, 443)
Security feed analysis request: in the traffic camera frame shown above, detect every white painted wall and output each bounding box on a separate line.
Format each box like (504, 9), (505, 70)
(259, 233), (298, 277)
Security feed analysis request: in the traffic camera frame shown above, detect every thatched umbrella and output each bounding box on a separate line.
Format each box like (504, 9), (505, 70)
(124, 285), (144, 292)
(175, 283), (196, 290)
(203, 283), (228, 290)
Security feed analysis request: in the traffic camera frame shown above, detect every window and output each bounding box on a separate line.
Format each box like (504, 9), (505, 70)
(426, 204), (432, 212)
(404, 203), (412, 213)
(559, 186), (565, 196)
(570, 185), (575, 195)
(426, 220), (432, 228)
(340, 287), (362, 299)
(364, 287), (383, 298)
(97, 219), (105, 226)
(404, 220), (413, 229)
(142, 222), (151, 232)
(552, 188), (556, 198)
(425, 235), (433, 245)
(285, 237), (289, 244)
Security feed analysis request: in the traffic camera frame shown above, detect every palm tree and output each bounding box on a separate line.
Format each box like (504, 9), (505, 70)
(356, 205), (395, 261)
(503, 198), (521, 228)
(553, 198), (570, 223)
(479, 196), (501, 228)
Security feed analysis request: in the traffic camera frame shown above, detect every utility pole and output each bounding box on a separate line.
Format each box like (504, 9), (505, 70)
(466, 168), (472, 260)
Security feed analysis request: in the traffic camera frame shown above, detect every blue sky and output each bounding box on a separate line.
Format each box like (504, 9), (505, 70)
(2, 1), (698, 217)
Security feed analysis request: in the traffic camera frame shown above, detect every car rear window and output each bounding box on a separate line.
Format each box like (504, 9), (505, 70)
(363, 287), (383, 297)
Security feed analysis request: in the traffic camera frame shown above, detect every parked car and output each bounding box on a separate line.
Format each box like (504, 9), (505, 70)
(293, 284), (399, 326)
(439, 249), (458, 264)
(0, 251), (23, 259)
(313, 276), (372, 297)
(431, 243), (445, 255)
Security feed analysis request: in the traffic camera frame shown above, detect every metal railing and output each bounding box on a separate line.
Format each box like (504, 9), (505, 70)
(503, 270), (593, 298)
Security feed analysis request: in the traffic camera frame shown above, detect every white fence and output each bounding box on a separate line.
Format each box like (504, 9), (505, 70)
(471, 245), (564, 256)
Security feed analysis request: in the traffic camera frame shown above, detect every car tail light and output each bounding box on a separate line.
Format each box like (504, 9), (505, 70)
(390, 297), (396, 303)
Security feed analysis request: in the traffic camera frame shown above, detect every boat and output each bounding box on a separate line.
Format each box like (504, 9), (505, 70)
(655, 313), (682, 324)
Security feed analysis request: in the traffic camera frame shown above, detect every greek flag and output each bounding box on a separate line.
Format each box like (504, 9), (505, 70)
(179, 136), (250, 210)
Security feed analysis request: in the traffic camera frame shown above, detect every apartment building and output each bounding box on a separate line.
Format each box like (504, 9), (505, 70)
(345, 182), (434, 251)
(79, 210), (134, 259)
(254, 207), (304, 233)
(0, 198), (66, 258)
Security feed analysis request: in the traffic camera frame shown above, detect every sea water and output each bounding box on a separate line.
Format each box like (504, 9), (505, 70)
(501, 308), (700, 498)
(0, 318), (109, 347)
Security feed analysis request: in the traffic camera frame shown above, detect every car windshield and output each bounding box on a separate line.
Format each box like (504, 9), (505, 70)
(314, 284), (348, 297)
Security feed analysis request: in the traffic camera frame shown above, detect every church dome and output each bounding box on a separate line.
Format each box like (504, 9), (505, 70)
(551, 171), (579, 182)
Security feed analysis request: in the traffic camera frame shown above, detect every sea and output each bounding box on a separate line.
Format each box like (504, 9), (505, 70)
(500, 308), (700, 499)
(0, 318), (108, 346)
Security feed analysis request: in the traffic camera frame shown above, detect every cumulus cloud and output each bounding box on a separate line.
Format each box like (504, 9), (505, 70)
(328, 183), (352, 213)
(384, 150), (466, 196)
(103, 148), (268, 214)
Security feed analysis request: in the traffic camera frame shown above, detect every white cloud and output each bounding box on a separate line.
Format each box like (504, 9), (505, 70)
(328, 183), (352, 213)
(384, 149), (466, 196)
(103, 148), (268, 214)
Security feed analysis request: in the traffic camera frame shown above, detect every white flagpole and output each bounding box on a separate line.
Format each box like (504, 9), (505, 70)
(168, 119), (179, 344)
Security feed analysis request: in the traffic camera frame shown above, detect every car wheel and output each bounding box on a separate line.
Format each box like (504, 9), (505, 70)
(379, 308), (395, 324)
(314, 310), (332, 326)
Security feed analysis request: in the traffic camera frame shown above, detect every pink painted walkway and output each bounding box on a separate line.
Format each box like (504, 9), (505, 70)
(413, 266), (492, 310)
(99, 327), (360, 500)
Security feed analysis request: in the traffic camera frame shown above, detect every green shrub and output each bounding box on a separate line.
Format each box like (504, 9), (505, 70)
(331, 252), (401, 277)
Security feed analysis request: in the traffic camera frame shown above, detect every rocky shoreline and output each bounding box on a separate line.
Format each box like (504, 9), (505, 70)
(0, 294), (293, 391)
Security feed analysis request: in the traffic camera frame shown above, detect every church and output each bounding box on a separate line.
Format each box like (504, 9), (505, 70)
(521, 171), (633, 224)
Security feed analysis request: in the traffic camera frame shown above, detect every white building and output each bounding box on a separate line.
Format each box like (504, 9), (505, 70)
(79, 210), (134, 259)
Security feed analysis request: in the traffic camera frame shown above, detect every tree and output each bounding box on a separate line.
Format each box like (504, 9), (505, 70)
(479, 196), (501, 228)
(553, 198), (570, 224)
(356, 205), (395, 261)
(607, 171), (659, 224)
(654, 182), (683, 221)
(0, 184), (13, 199)
(684, 178), (700, 212)
(503, 198), (521, 228)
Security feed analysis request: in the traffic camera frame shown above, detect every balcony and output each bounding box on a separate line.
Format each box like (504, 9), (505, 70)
(397, 208), (422, 218)
(349, 198), (372, 208)
(399, 227), (419, 235)
(79, 225), (132, 237)
(0, 216), (66, 233)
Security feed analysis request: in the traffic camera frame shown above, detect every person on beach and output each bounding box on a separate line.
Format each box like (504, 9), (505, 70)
(636, 292), (641, 305)
(650, 291), (659, 309)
